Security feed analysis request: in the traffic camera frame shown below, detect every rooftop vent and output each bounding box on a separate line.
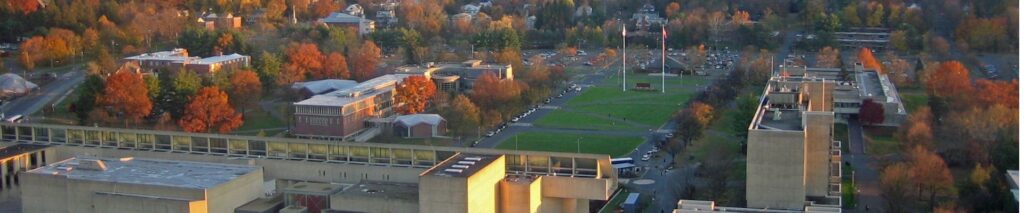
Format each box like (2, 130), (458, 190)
(457, 161), (476, 165)
(452, 164), (470, 169)
(444, 168), (463, 173)
(772, 108), (782, 121)
(465, 157), (483, 161)
(77, 159), (108, 171)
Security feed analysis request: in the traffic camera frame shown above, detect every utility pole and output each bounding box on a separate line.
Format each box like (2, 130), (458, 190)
(661, 25), (666, 93)
(622, 24), (627, 91)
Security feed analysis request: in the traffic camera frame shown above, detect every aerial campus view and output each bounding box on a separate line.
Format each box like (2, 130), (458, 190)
(0, 0), (1019, 212)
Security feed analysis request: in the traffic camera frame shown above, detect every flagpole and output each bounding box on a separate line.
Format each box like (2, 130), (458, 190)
(622, 24), (627, 92)
(661, 25), (666, 93)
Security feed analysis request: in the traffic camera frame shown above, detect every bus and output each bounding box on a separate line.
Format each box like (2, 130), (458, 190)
(5, 114), (23, 123)
(611, 157), (634, 165)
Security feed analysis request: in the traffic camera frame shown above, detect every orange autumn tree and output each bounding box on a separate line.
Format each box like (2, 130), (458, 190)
(974, 79), (1018, 108)
(350, 40), (381, 81)
(228, 70), (262, 113)
(394, 76), (437, 114)
(923, 61), (973, 100)
(179, 87), (244, 133)
(311, 52), (350, 80)
(276, 42), (323, 86)
(857, 47), (883, 74)
(95, 71), (152, 124)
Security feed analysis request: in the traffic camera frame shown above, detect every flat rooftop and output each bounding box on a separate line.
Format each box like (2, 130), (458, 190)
(281, 182), (346, 195)
(425, 153), (499, 178)
(0, 144), (48, 160)
(334, 180), (418, 202)
(294, 74), (408, 107)
(757, 109), (803, 131)
(856, 72), (885, 98)
(26, 157), (258, 189)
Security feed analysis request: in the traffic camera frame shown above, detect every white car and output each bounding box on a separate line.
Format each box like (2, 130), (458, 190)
(486, 131), (496, 137)
(512, 117), (520, 122)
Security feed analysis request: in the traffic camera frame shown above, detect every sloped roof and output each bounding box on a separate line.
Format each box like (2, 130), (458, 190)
(0, 73), (37, 95)
(291, 79), (359, 95)
(395, 114), (444, 126)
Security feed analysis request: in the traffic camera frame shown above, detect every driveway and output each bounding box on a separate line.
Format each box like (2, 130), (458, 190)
(3, 69), (86, 118)
(845, 120), (883, 212)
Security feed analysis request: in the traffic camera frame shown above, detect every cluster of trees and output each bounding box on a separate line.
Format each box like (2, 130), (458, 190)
(18, 28), (84, 70)
(881, 60), (1019, 211)
(266, 40), (379, 88)
(72, 67), (257, 133)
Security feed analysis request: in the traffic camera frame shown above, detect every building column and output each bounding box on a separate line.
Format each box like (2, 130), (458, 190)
(1, 161), (7, 188)
(35, 152), (43, 168)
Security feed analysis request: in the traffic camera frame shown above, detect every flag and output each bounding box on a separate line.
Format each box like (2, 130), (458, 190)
(662, 26), (667, 39)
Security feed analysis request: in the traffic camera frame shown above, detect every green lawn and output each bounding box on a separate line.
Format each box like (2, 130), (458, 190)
(533, 110), (642, 131)
(598, 188), (631, 213)
(495, 132), (644, 157)
(900, 93), (928, 114)
(835, 123), (850, 154)
(235, 109), (286, 133)
(574, 103), (683, 127)
(865, 131), (899, 156)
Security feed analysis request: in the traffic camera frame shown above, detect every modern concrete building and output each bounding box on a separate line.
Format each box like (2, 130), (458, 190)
(780, 63), (907, 126)
(321, 12), (376, 36)
(834, 27), (890, 50)
(292, 74), (408, 141)
(0, 144), (51, 190)
(123, 49), (250, 74)
(393, 114), (446, 138)
(745, 76), (843, 210)
(20, 156), (263, 213)
(0, 122), (617, 213)
(394, 60), (514, 92)
(290, 79), (359, 99)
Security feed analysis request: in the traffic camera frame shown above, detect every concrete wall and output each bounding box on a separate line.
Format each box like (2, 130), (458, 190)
(803, 112), (834, 197)
(746, 129), (806, 210)
(50, 145), (427, 185)
(91, 192), (194, 213)
(466, 156), (505, 213)
(499, 178), (541, 213)
(540, 176), (614, 200)
(20, 171), (205, 213)
(330, 195), (418, 213)
(207, 168), (265, 213)
(418, 174), (468, 213)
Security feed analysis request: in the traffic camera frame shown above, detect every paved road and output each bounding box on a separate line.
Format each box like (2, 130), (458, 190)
(845, 120), (883, 212)
(3, 69), (86, 118)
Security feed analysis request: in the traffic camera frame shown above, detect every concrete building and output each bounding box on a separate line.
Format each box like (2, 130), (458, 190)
(20, 156), (263, 213)
(394, 60), (514, 92)
(196, 13), (242, 30)
(393, 114), (446, 138)
(0, 122), (618, 213)
(834, 27), (890, 50)
(183, 53), (250, 74)
(292, 74), (408, 141)
(0, 144), (51, 191)
(671, 199), (842, 212)
(124, 49), (250, 74)
(321, 12), (376, 36)
(745, 76), (843, 210)
(780, 63), (907, 126)
(631, 3), (666, 31)
(290, 79), (359, 99)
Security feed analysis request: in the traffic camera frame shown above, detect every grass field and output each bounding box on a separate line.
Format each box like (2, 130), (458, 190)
(900, 93), (928, 114)
(495, 132), (644, 157)
(865, 128), (900, 156)
(534, 73), (708, 131)
(598, 188), (631, 213)
(234, 109), (286, 135)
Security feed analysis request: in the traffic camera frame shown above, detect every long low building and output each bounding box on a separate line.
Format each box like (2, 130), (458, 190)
(123, 49), (250, 74)
(21, 156), (263, 213)
(394, 60), (514, 92)
(292, 74), (409, 141)
(1, 122), (617, 212)
(779, 63), (907, 126)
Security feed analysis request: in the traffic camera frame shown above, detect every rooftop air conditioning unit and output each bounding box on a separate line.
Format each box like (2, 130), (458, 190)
(772, 108), (782, 121)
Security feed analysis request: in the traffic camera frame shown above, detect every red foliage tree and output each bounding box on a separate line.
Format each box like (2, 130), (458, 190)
(350, 40), (381, 81)
(470, 72), (525, 112)
(394, 76), (437, 114)
(974, 79), (1018, 108)
(859, 98), (885, 125)
(228, 70), (262, 113)
(276, 42), (323, 85)
(311, 52), (350, 80)
(923, 61), (973, 99)
(6, 0), (40, 14)
(178, 87), (244, 133)
(95, 71), (152, 124)
(858, 47), (883, 74)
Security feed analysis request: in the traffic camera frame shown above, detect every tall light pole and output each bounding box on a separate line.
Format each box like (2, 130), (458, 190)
(622, 24), (627, 91)
(661, 25), (666, 93)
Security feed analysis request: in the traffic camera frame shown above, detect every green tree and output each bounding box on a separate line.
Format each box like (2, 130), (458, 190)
(441, 95), (481, 136)
(143, 75), (160, 101)
(254, 51), (282, 89)
(71, 74), (104, 123)
(841, 3), (862, 27)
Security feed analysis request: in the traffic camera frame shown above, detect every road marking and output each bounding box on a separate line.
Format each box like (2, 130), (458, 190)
(510, 123), (533, 127)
